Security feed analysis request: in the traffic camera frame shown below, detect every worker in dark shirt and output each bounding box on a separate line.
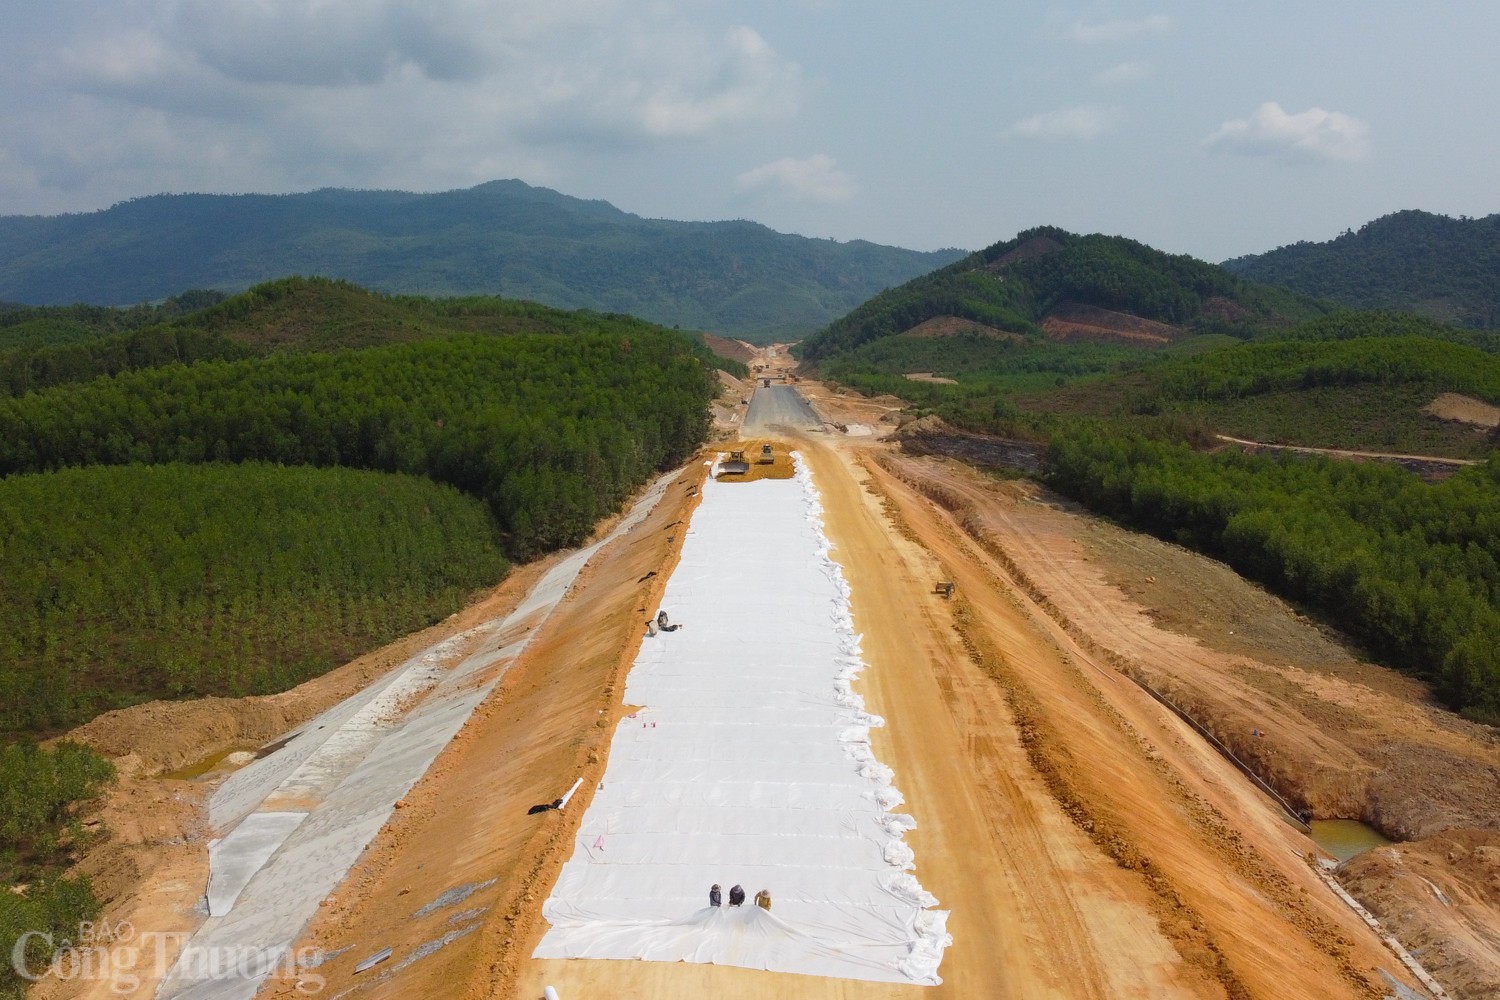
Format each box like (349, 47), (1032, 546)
(709, 884), (722, 908)
(728, 884), (746, 907)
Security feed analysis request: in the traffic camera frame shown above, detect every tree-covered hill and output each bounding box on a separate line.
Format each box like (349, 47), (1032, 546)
(1223, 209), (1500, 329)
(798, 226), (1327, 362)
(0, 290), (723, 745)
(1018, 316), (1500, 459)
(0, 277), (727, 960)
(0, 276), (747, 397)
(0, 331), (713, 558)
(0, 180), (964, 341)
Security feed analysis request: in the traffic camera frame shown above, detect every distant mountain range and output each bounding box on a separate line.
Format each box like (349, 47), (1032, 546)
(1223, 210), (1500, 329)
(0, 180), (964, 341)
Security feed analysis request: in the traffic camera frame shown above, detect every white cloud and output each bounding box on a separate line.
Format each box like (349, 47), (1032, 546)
(1095, 61), (1152, 85)
(1205, 102), (1370, 163)
(736, 154), (855, 202)
(1071, 15), (1170, 44)
(1008, 105), (1123, 140)
(2, 0), (805, 213)
(633, 26), (801, 137)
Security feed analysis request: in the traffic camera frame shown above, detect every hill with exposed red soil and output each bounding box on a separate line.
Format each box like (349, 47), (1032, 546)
(899, 315), (1021, 340)
(1042, 301), (1185, 346)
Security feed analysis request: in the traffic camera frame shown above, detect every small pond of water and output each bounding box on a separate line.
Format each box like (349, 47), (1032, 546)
(1310, 819), (1391, 863)
(163, 745), (257, 781)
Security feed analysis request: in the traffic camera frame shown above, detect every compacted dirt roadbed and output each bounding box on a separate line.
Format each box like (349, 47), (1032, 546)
(57, 375), (1495, 998)
(259, 431), (1421, 1000)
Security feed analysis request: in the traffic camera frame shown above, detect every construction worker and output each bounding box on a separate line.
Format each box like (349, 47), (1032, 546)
(754, 889), (772, 911)
(709, 884), (722, 908)
(728, 884), (746, 907)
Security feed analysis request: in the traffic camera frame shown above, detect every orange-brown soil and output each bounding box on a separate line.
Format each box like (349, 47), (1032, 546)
(903, 372), (959, 385)
(703, 333), (759, 365)
(1342, 829), (1500, 999)
(869, 449), (1500, 999)
(270, 423), (1424, 1000)
(899, 316), (1020, 341)
(1423, 393), (1500, 430)
(1042, 302), (1182, 347)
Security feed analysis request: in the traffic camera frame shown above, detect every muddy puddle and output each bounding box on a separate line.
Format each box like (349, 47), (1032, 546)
(1311, 819), (1392, 862)
(163, 745), (259, 780)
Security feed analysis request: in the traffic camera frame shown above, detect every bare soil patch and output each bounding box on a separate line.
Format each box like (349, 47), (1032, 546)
(714, 436), (798, 482)
(702, 333), (759, 365)
(899, 315), (1020, 341)
(903, 371), (958, 384)
(985, 235), (1064, 270)
(1341, 829), (1500, 1000)
(1424, 392), (1500, 430)
(1042, 302), (1182, 347)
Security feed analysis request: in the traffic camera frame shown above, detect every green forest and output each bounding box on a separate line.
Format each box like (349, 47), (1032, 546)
(1225, 209), (1500, 328)
(0, 276), (747, 397)
(0, 332), (713, 557)
(0, 463), (509, 735)
(0, 741), (114, 999)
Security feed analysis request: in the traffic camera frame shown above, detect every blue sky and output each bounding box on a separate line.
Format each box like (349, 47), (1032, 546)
(1, 1), (1495, 261)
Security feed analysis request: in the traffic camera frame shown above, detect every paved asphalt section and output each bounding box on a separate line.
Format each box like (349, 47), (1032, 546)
(743, 384), (824, 433)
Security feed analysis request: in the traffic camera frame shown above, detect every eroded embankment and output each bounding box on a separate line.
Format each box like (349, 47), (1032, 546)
(870, 449), (1500, 1000)
(858, 449), (1408, 1000)
(874, 451), (1500, 834)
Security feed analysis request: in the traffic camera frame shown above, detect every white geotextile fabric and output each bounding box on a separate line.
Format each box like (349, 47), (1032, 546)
(533, 455), (950, 984)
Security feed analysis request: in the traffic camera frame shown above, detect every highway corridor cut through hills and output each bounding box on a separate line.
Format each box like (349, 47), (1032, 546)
(532, 453), (951, 983)
(744, 383), (825, 433)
